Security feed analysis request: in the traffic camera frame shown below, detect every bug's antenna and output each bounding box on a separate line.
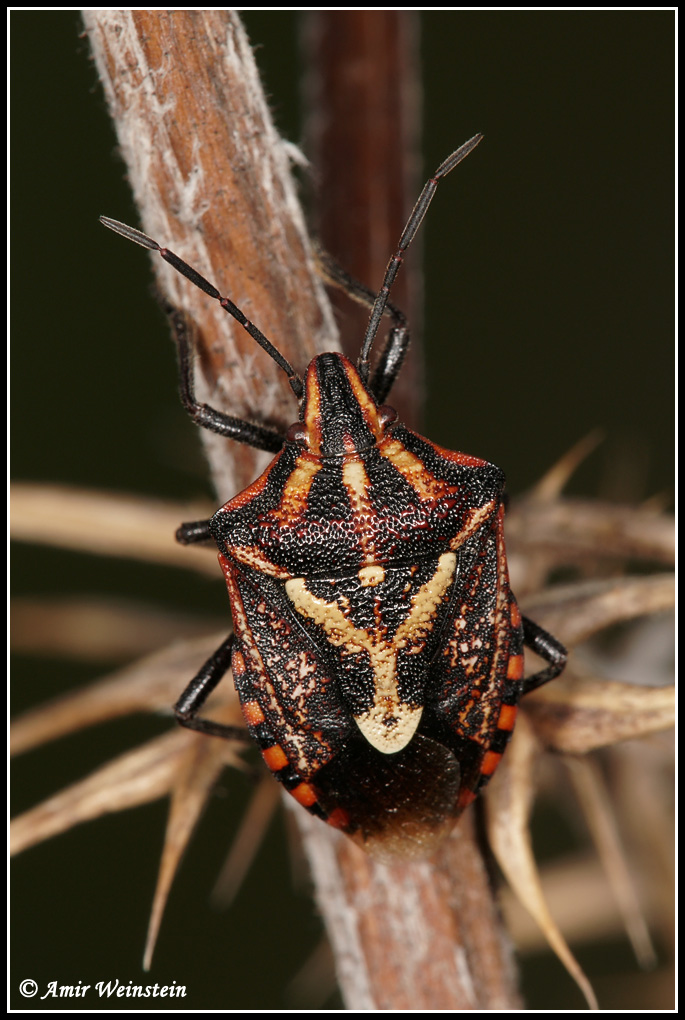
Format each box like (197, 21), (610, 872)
(357, 133), (484, 385)
(99, 217), (305, 400)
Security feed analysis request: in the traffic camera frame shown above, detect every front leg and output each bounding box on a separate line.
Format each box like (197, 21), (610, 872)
(176, 519), (214, 546)
(166, 306), (285, 453)
(174, 633), (249, 742)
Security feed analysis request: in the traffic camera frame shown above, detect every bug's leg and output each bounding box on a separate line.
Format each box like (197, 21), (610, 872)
(174, 633), (248, 741)
(315, 246), (409, 404)
(175, 519), (214, 546)
(521, 615), (568, 694)
(167, 307), (285, 453)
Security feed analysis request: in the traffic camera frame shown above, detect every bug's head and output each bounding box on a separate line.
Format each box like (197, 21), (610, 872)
(287, 352), (397, 458)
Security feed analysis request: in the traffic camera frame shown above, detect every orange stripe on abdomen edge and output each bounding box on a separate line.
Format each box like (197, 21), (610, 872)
(290, 782), (319, 808)
(506, 654), (524, 681)
(242, 700), (265, 727)
(497, 703), (518, 731)
(480, 750), (503, 776)
(262, 744), (289, 771)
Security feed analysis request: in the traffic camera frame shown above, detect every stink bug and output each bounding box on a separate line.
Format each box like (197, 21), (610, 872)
(101, 134), (567, 858)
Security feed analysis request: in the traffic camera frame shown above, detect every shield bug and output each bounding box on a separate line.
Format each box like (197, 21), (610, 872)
(101, 134), (567, 858)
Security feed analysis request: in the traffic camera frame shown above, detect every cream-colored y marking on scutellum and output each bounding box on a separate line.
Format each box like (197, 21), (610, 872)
(285, 551), (457, 753)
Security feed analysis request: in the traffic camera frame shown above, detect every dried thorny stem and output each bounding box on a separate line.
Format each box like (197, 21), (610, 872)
(11, 9), (674, 1011)
(84, 9), (335, 504)
(10, 480), (674, 1005)
(82, 10), (522, 1009)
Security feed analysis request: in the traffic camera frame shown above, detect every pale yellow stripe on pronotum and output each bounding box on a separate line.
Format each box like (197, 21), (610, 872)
(341, 458), (378, 562)
(381, 436), (498, 546)
(270, 454), (322, 526)
(380, 437), (454, 501)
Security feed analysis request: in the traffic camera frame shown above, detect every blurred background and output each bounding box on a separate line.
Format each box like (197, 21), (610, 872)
(11, 11), (673, 1010)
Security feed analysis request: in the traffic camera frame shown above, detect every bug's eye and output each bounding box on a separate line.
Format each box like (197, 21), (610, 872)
(378, 405), (398, 429)
(286, 421), (309, 446)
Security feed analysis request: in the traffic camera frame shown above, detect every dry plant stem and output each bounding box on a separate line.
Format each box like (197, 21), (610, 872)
(143, 728), (239, 971)
(611, 739), (675, 959)
(302, 12), (518, 1009)
(210, 777), (282, 909)
(524, 677), (674, 756)
(521, 574), (675, 648)
(83, 9), (336, 502)
(11, 721), (241, 857)
(84, 9), (519, 1009)
(10, 483), (216, 574)
(500, 854), (652, 952)
(486, 715), (599, 1011)
(297, 808), (519, 1010)
(11, 594), (226, 663)
(301, 11), (423, 427)
(565, 757), (656, 968)
(10, 632), (232, 757)
(507, 498), (675, 569)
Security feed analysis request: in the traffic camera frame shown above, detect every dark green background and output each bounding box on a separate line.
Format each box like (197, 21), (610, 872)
(11, 11), (674, 1011)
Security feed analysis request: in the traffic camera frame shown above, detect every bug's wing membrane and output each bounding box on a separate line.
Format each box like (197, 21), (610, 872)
(429, 507), (524, 812)
(312, 731), (463, 860)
